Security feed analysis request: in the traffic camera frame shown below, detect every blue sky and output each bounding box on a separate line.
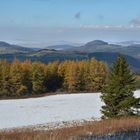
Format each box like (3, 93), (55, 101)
(0, 0), (140, 47)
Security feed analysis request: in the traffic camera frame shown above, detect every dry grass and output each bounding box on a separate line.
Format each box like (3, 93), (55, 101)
(0, 117), (139, 140)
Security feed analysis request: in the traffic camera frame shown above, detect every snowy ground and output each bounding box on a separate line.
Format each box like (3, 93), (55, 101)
(0, 91), (139, 130)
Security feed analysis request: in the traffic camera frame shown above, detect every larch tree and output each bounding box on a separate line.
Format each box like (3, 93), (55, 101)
(31, 62), (46, 94)
(58, 60), (71, 91)
(88, 58), (107, 92)
(75, 60), (87, 91)
(21, 60), (32, 94)
(10, 59), (27, 96)
(0, 60), (11, 96)
(45, 61), (62, 92)
(67, 61), (79, 92)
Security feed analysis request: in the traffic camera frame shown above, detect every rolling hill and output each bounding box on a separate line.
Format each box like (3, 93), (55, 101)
(0, 41), (34, 54)
(0, 51), (140, 71)
(67, 40), (140, 59)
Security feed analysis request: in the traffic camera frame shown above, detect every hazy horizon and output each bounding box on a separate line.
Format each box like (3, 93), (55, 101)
(1, 0), (140, 47)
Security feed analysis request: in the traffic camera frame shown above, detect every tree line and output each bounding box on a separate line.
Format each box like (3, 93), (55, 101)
(0, 58), (108, 97)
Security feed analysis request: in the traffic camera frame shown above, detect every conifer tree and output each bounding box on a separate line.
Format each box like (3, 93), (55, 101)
(67, 61), (79, 92)
(58, 60), (71, 91)
(10, 59), (27, 96)
(0, 60), (11, 96)
(101, 55), (140, 119)
(88, 58), (107, 92)
(75, 60), (87, 91)
(45, 61), (62, 92)
(31, 62), (46, 94)
(21, 60), (32, 93)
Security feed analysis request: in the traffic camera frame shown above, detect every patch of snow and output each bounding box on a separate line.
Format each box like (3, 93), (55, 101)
(134, 90), (140, 98)
(0, 90), (139, 130)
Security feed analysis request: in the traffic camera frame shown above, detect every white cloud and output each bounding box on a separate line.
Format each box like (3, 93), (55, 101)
(79, 24), (140, 29)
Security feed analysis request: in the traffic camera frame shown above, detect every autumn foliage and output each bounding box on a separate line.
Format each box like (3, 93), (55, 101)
(0, 58), (108, 97)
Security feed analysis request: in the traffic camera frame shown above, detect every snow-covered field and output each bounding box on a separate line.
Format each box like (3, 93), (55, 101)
(0, 91), (139, 130)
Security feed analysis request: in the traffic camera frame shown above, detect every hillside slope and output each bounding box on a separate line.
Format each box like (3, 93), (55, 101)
(67, 40), (140, 59)
(0, 41), (33, 54)
(0, 51), (140, 71)
(0, 91), (139, 130)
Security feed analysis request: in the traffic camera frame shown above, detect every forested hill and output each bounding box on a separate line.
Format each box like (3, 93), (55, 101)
(0, 41), (34, 54)
(66, 40), (140, 59)
(0, 52), (140, 72)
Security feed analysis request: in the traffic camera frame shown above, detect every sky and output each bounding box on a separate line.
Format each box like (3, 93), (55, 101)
(0, 0), (140, 47)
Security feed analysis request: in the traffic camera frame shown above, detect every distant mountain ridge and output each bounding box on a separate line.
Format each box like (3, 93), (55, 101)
(2, 40), (140, 58)
(0, 41), (34, 54)
(66, 40), (140, 59)
(85, 40), (108, 46)
(1, 40), (140, 71)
